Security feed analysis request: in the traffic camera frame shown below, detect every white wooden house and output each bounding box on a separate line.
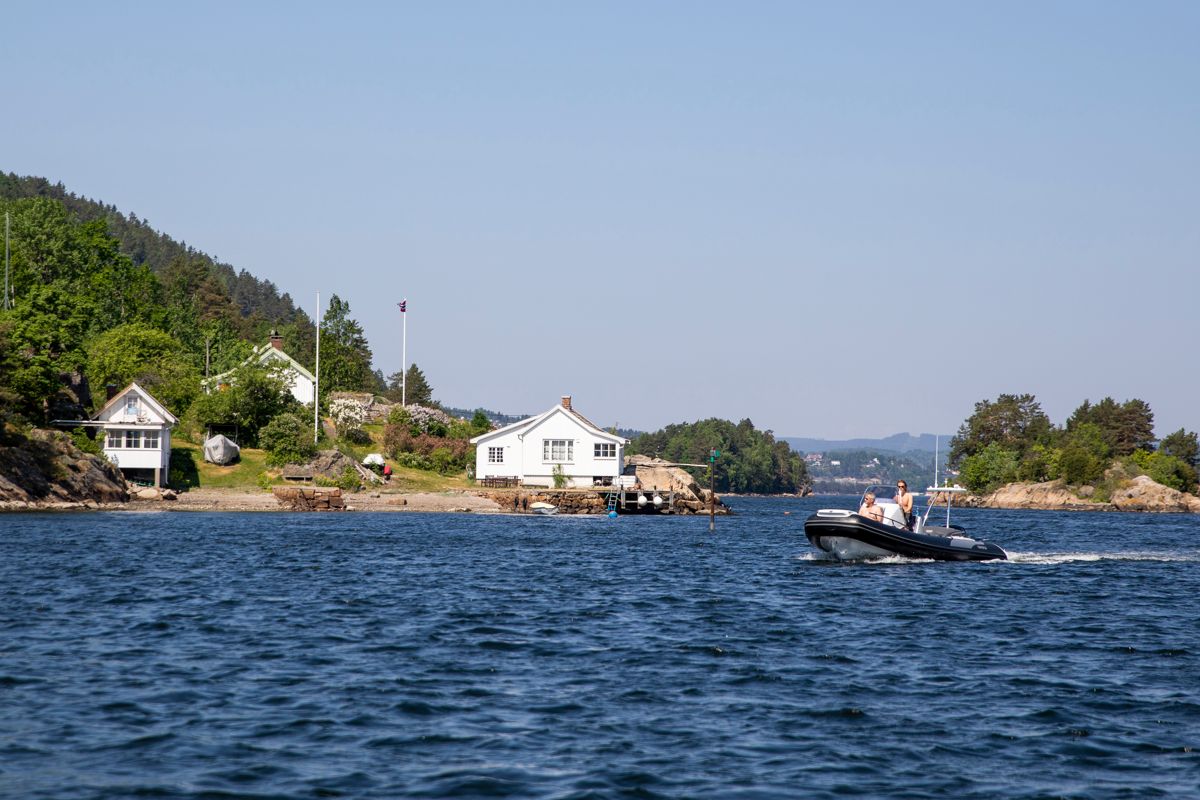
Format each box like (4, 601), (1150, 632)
(470, 396), (628, 488)
(204, 331), (315, 405)
(95, 382), (177, 487)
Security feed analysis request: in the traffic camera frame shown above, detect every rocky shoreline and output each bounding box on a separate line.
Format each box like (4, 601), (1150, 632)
(956, 476), (1200, 513)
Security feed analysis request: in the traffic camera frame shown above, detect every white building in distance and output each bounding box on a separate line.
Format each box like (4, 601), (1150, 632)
(204, 331), (315, 406)
(95, 382), (177, 488)
(470, 396), (628, 488)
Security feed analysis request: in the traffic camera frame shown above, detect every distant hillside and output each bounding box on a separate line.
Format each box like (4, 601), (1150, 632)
(0, 172), (304, 326)
(781, 432), (948, 454)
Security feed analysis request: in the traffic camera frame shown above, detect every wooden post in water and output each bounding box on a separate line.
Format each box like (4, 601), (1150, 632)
(709, 448), (720, 532)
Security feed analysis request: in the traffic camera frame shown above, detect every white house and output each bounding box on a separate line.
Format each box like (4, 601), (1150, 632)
(204, 331), (315, 405)
(95, 382), (177, 488)
(470, 396), (629, 488)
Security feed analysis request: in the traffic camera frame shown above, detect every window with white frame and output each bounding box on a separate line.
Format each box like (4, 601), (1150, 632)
(125, 397), (139, 416)
(488, 446), (504, 463)
(107, 429), (124, 448)
(124, 430), (140, 449)
(143, 431), (160, 449)
(543, 439), (573, 463)
(594, 443), (616, 459)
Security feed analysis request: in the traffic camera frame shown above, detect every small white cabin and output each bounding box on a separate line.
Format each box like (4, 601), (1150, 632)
(470, 396), (628, 488)
(204, 331), (315, 406)
(95, 382), (178, 488)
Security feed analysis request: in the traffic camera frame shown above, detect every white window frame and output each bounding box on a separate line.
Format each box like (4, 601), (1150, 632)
(594, 443), (616, 459)
(542, 439), (574, 463)
(143, 430), (160, 450)
(107, 429), (124, 449)
(488, 446), (504, 464)
(124, 430), (140, 449)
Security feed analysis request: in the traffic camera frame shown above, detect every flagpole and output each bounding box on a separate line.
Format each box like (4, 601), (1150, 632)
(314, 291), (321, 444)
(401, 299), (408, 406)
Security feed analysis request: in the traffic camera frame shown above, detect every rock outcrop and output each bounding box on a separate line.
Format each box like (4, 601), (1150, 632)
(307, 450), (382, 485)
(959, 477), (1200, 513)
(272, 486), (346, 511)
(627, 454), (729, 514)
(1109, 476), (1200, 513)
(0, 429), (129, 510)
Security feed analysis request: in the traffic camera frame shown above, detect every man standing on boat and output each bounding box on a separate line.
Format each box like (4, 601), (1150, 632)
(895, 480), (914, 529)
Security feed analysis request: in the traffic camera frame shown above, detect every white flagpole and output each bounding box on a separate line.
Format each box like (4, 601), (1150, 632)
(400, 299), (408, 406)
(314, 291), (321, 444)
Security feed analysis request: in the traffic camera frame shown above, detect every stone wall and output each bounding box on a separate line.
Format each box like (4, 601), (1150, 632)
(477, 487), (729, 515)
(272, 486), (346, 511)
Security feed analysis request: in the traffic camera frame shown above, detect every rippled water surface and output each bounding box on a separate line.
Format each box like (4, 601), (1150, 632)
(3, 498), (1199, 799)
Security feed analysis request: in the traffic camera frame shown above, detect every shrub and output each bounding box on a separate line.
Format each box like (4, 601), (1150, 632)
(959, 443), (1020, 492)
(1017, 444), (1055, 483)
(395, 451), (434, 471)
(341, 427), (373, 445)
(168, 448), (200, 489)
(1140, 452), (1197, 493)
(1058, 445), (1105, 486)
(315, 465), (362, 492)
(330, 397), (366, 430)
(260, 413), (317, 467)
(70, 428), (103, 456)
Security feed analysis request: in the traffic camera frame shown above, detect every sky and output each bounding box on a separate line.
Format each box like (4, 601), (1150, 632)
(4, 2), (1197, 439)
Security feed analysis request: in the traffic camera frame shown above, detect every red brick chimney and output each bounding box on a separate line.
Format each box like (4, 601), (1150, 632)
(269, 330), (283, 350)
(561, 395), (572, 410)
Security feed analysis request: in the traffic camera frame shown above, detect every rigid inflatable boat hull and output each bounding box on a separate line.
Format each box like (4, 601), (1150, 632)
(805, 512), (1008, 562)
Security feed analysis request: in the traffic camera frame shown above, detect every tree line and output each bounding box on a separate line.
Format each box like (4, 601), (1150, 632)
(949, 394), (1198, 495)
(627, 418), (809, 494)
(0, 193), (381, 440)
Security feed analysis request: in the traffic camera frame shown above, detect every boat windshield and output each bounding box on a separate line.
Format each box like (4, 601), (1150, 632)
(860, 484), (904, 507)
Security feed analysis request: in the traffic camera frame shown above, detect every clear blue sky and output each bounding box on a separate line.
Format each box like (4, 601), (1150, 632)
(4, 2), (1197, 438)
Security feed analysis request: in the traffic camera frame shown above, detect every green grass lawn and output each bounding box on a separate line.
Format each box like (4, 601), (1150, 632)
(170, 437), (469, 493)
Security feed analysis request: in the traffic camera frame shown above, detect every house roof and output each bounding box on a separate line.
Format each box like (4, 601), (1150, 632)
(205, 342), (316, 386)
(94, 381), (178, 425)
(470, 401), (628, 446)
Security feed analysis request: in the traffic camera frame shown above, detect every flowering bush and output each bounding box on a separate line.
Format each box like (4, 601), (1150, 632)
(330, 397), (366, 429)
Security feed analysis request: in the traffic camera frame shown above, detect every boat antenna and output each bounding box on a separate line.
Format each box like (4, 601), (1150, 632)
(934, 434), (939, 488)
(314, 291), (321, 444)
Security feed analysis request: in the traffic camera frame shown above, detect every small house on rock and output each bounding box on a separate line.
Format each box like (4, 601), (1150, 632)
(95, 382), (177, 488)
(204, 330), (315, 406)
(470, 396), (628, 488)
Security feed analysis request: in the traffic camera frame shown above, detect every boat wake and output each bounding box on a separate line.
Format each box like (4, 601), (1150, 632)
(1004, 551), (1200, 565)
(798, 550), (1200, 566)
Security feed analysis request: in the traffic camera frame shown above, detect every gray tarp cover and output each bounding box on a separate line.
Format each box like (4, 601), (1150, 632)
(203, 434), (241, 465)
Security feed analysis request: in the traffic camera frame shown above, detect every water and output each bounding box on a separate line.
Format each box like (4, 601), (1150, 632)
(2, 498), (1198, 799)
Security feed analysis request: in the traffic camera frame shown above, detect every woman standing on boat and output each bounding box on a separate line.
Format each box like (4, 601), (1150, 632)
(895, 481), (914, 529)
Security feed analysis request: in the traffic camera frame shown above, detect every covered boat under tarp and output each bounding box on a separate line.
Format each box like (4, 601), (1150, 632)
(203, 434), (241, 465)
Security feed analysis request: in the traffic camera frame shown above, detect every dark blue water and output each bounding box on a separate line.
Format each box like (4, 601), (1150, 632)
(2, 498), (1199, 799)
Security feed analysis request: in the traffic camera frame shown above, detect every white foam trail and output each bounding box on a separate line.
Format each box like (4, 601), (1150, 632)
(1004, 551), (1200, 565)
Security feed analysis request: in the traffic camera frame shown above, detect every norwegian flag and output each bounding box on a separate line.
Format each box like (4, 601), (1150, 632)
(398, 300), (407, 313)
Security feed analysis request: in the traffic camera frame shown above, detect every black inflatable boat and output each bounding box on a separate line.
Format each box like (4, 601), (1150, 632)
(804, 485), (1008, 562)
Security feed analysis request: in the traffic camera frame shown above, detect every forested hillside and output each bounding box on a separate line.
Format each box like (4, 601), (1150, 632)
(628, 418), (808, 494)
(0, 182), (378, 439)
(0, 173), (304, 329)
